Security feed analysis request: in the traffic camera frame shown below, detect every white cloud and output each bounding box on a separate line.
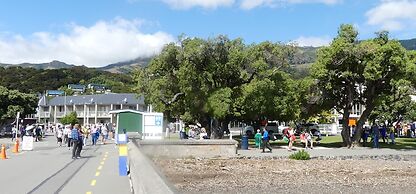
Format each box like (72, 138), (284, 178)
(366, 0), (416, 31)
(240, 0), (342, 10)
(0, 18), (174, 67)
(162, 0), (235, 9)
(290, 36), (332, 47)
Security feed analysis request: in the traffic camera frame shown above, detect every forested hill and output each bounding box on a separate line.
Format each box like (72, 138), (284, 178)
(400, 38), (416, 50)
(0, 60), (75, 69)
(0, 66), (135, 94)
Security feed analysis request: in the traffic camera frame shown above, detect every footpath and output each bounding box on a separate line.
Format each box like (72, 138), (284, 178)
(237, 145), (416, 160)
(0, 135), (131, 194)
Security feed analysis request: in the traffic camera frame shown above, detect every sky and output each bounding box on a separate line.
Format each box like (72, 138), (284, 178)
(0, 0), (415, 67)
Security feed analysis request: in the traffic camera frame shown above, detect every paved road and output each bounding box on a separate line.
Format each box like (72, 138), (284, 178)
(0, 135), (131, 194)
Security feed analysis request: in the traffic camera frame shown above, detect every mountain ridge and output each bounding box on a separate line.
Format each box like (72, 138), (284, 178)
(1, 38), (415, 73)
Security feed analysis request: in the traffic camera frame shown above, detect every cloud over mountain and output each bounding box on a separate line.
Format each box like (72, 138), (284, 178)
(0, 18), (174, 67)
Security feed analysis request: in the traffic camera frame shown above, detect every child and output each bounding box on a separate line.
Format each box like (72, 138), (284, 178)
(254, 129), (262, 149)
(305, 131), (313, 149)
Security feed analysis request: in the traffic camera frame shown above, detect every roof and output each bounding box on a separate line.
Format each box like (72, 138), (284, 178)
(109, 109), (163, 116)
(68, 84), (86, 89)
(47, 90), (64, 95)
(39, 93), (145, 106)
(109, 109), (143, 114)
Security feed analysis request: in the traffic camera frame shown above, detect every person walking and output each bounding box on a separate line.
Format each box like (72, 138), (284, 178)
(57, 128), (63, 147)
(287, 128), (296, 151)
(11, 125), (17, 142)
(262, 128), (272, 153)
(91, 125), (97, 146)
(371, 123), (380, 148)
(82, 126), (89, 146)
(254, 129), (262, 149)
(102, 125), (108, 145)
(389, 125), (396, 145)
(71, 124), (83, 159)
(64, 125), (72, 150)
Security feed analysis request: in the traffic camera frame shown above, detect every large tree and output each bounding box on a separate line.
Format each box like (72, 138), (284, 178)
(134, 36), (300, 138)
(0, 86), (38, 125)
(312, 24), (415, 147)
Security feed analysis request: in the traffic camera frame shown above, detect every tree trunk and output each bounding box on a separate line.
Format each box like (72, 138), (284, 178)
(341, 108), (352, 148)
(209, 119), (225, 139)
(353, 103), (375, 146)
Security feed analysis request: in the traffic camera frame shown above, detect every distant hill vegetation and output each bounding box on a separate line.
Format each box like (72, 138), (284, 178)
(0, 38), (414, 73)
(0, 60), (75, 69)
(97, 57), (151, 73)
(0, 66), (135, 94)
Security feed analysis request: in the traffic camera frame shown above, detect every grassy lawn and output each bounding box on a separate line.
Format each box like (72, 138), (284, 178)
(234, 135), (416, 150)
(165, 133), (416, 150)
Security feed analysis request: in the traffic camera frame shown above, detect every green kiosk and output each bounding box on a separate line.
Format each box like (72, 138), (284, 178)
(109, 109), (164, 140)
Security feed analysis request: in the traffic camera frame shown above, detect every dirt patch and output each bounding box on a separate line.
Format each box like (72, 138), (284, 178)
(154, 158), (416, 194)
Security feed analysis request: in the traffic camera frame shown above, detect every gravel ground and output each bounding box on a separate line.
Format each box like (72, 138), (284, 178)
(154, 158), (416, 194)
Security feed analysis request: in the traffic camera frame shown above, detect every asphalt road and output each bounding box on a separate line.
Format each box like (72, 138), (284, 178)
(0, 135), (131, 194)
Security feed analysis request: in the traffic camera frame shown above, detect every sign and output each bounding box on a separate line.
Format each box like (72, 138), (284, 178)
(348, 119), (356, 127)
(117, 134), (127, 144)
(155, 116), (162, 126)
(22, 136), (34, 151)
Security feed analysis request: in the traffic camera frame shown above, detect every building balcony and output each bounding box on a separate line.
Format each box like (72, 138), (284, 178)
(37, 112), (50, 118)
(56, 112), (65, 117)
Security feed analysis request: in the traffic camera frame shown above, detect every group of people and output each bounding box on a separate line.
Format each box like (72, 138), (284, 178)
(255, 126), (321, 153)
(11, 124), (44, 142)
(53, 123), (114, 159)
(179, 126), (209, 140)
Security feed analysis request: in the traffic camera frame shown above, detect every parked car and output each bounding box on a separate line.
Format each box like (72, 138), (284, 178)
(296, 123), (319, 135)
(243, 126), (255, 137)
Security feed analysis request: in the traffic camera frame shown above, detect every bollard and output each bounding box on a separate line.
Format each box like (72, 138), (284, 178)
(12, 139), (19, 153)
(241, 135), (249, 150)
(117, 134), (128, 176)
(1, 144), (6, 159)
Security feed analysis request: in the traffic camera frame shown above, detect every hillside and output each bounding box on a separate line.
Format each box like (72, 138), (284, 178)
(97, 57), (151, 73)
(0, 38), (414, 73)
(400, 38), (416, 50)
(0, 60), (75, 69)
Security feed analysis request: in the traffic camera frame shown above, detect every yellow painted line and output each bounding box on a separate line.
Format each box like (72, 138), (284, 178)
(90, 180), (96, 186)
(97, 165), (102, 170)
(86, 192), (92, 194)
(103, 158), (106, 161)
(100, 161), (105, 165)
(95, 171), (100, 176)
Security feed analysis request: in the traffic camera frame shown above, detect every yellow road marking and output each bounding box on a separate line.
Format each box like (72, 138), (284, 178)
(95, 172), (100, 176)
(90, 180), (96, 186)
(103, 158), (106, 161)
(86, 192), (92, 194)
(97, 165), (102, 170)
(105, 152), (108, 154)
(100, 161), (105, 165)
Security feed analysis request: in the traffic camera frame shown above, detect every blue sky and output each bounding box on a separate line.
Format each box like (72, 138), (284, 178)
(0, 0), (415, 67)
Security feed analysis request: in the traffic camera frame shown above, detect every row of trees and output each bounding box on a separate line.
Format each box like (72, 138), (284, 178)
(0, 86), (38, 125)
(0, 66), (135, 94)
(134, 35), (315, 138)
(135, 24), (416, 146)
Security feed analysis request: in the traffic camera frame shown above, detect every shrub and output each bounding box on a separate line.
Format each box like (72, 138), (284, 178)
(289, 150), (310, 160)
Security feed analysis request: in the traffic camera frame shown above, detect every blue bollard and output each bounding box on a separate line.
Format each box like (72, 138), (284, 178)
(241, 135), (249, 150)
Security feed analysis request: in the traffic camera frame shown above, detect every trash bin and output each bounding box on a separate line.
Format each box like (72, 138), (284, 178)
(241, 135), (249, 150)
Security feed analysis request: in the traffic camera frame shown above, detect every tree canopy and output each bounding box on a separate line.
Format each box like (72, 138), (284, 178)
(134, 36), (305, 138)
(0, 86), (38, 124)
(311, 24), (416, 147)
(0, 66), (135, 94)
(60, 112), (79, 126)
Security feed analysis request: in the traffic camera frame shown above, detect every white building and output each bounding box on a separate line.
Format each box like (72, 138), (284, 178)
(36, 93), (146, 125)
